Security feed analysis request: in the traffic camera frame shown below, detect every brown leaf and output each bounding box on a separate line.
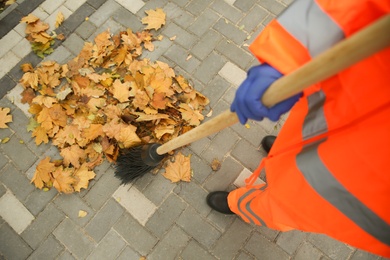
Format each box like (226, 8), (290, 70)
(211, 159), (222, 171)
(162, 152), (191, 183)
(31, 157), (55, 189)
(20, 63), (34, 72)
(0, 107), (12, 128)
(73, 163), (96, 192)
(52, 166), (75, 194)
(21, 88), (36, 104)
(142, 8), (166, 30)
(112, 79), (131, 103)
(60, 145), (86, 168)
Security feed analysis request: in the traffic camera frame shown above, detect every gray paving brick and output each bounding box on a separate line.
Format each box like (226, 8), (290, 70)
(87, 0), (106, 9)
(148, 225), (191, 260)
(255, 225), (280, 241)
(231, 120), (268, 147)
(84, 167), (121, 210)
(89, 18), (125, 42)
(277, 230), (307, 255)
(185, 0), (210, 16)
(294, 242), (323, 260)
(170, 0), (187, 7)
(54, 194), (95, 227)
(307, 233), (354, 260)
(24, 187), (58, 216)
(0, 153), (8, 173)
(86, 230), (126, 260)
(85, 199), (124, 242)
(194, 51), (227, 85)
(111, 7), (143, 31)
(204, 155), (243, 191)
(0, 74), (16, 98)
(21, 203), (64, 249)
(187, 153), (213, 184)
(57, 250), (76, 260)
(117, 246), (141, 260)
(216, 39), (253, 69)
(174, 180), (211, 217)
(246, 232), (289, 259)
(142, 171), (176, 205)
(259, 0), (285, 15)
(162, 22), (197, 49)
(223, 86), (236, 105)
(212, 219), (252, 259)
(62, 3), (95, 32)
(141, 36), (173, 61)
(211, 0), (243, 24)
(75, 20), (97, 40)
(236, 251), (255, 260)
(114, 213), (158, 255)
(191, 29), (222, 60)
(0, 183), (6, 197)
(234, 0), (258, 12)
(207, 210), (236, 233)
(0, 223), (33, 260)
(180, 240), (216, 260)
(177, 207), (221, 249)
(202, 128), (239, 164)
(213, 18), (248, 45)
(350, 249), (380, 260)
(8, 108), (31, 144)
(62, 33), (86, 55)
(43, 46), (72, 64)
(164, 44), (200, 74)
(139, 0), (169, 13)
(53, 218), (96, 259)
(231, 138), (266, 171)
(89, 0), (121, 27)
(27, 235), (64, 260)
(0, 163), (35, 201)
(163, 2), (195, 29)
(201, 75), (230, 108)
(188, 8), (219, 37)
(146, 193), (187, 238)
(0, 135), (37, 171)
(240, 5), (269, 33)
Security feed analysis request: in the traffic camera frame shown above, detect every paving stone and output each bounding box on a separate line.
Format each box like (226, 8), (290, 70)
(22, 203), (64, 249)
(180, 240), (216, 260)
(276, 230), (307, 255)
(86, 0), (106, 9)
(212, 218), (252, 259)
(61, 3), (95, 32)
(194, 51), (227, 84)
(234, 168), (265, 188)
(0, 153), (8, 176)
(255, 225), (280, 241)
(146, 193), (186, 238)
(231, 138), (266, 171)
(164, 43), (200, 74)
(57, 250), (76, 260)
(85, 198), (124, 242)
(88, 0), (121, 27)
(84, 167), (122, 210)
(117, 246), (141, 260)
(24, 187), (58, 216)
(86, 230), (126, 260)
(185, 0), (210, 16)
(45, 5), (72, 32)
(191, 29), (222, 60)
(0, 51), (19, 79)
(211, 0), (243, 24)
(141, 171), (176, 206)
(307, 233), (354, 260)
(236, 251), (255, 260)
(0, 75), (16, 98)
(40, 0), (66, 14)
(239, 5), (269, 33)
(53, 218), (96, 259)
(245, 232), (289, 259)
(207, 209), (236, 233)
(88, 18), (125, 41)
(350, 249), (380, 260)
(174, 180), (211, 217)
(113, 184), (156, 226)
(27, 235), (64, 260)
(188, 8), (219, 37)
(115, 0), (144, 14)
(54, 194), (95, 227)
(43, 46), (72, 67)
(170, 0), (187, 7)
(0, 223), (33, 260)
(188, 153), (213, 184)
(62, 33), (86, 55)
(216, 39), (253, 69)
(202, 128), (239, 164)
(0, 30), (23, 58)
(75, 20), (97, 39)
(0, 191), (35, 234)
(201, 75), (230, 108)
(218, 61), (246, 87)
(231, 120), (268, 147)
(64, 0), (87, 12)
(0, 163), (35, 201)
(162, 22), (197, 49)
(213, 18), (248, 45)
(0, 183), (6, 197)
(234, 0), (258, 12)
(294, 241), (323, 260)
(12, 37), (31, 60)
(114, 213), (158, 255)
(8, 107), (32, 144)
(259, 0), (285, 15)
(141, 36), (173, 61)
(0, 134), (37, 171)
(111, 7), (143, 31)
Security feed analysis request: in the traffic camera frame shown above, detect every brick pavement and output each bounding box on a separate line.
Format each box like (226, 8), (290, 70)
(0, 0), (385, 259)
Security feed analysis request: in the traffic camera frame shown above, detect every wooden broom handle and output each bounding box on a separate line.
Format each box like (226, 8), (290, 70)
(157, 15), (390, 155)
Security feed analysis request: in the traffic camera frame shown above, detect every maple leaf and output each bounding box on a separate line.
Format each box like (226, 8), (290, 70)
(179, 103), (204, 126)
(21, 88), (36, 104)
(20, 63), (34, 73)
(154, 124), (175, 139)
(32, 95), (57, 108)
(55, 12), (64, 28)
(31, 157), (55, 189)
(132, 89), (150, 110)
(53, 124), (82, 147)
(73, 163), (96, 192)
(163, 152), (191, 183)
(112, 79), (131, 102)
(32, 125), (49, 145)
(116, 124), (142, 148)
(150, 92), (168, 110)
(0, 107), (12, 128)
(60, 145), (86, 168)
(81, 124), (104, 143)
(142, 8), (166, 30)
(52, 166), (75, 194)
(20, 72), (39, 89)
(20, 14), (39, 24)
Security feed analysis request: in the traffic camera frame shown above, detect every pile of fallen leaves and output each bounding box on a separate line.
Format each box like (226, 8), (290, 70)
(19, 9), (209, 193)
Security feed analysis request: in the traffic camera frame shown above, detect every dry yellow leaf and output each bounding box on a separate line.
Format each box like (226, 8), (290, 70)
(55, 12), (64, 28)
(78, 210), (88, 218)
(142, 8), (166, 30)
(162, 152), (191, 183)
(0, 107), (12, 128)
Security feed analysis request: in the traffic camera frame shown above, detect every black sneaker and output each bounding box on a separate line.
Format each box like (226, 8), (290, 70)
(206, 191), (234, 214)
(261, 135), (276, 153)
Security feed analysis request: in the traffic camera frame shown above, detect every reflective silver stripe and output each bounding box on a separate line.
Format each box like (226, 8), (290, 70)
(296, 139), (390, 245)
(302, 90), (327, 140)
(277, 0), (344, 57)
(238, 189), (267, 226)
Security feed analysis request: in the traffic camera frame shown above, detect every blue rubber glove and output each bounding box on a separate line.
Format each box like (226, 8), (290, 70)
(231, 64), (302, 124)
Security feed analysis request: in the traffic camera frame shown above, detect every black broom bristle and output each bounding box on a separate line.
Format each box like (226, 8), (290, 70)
(114, 143), (165, 184)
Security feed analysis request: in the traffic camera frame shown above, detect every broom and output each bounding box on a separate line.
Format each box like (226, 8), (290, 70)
(115, 15), (390, 184)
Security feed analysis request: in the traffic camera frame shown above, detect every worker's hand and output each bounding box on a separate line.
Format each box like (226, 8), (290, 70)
(231, 64), (301, 124)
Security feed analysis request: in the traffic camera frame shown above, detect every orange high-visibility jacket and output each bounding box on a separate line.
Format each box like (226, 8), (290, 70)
(228, 0), (390, 257)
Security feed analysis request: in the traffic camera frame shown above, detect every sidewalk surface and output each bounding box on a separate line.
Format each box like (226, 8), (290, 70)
(0, 0), (385, 259)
